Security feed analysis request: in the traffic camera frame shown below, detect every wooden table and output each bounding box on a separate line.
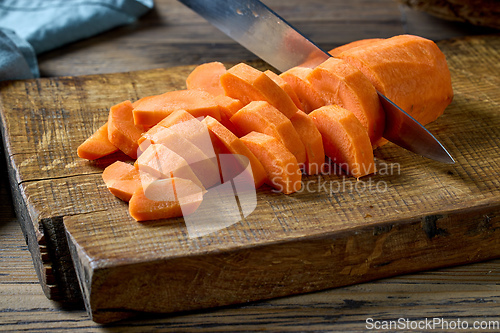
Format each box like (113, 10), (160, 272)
(1, 0), (499, 331)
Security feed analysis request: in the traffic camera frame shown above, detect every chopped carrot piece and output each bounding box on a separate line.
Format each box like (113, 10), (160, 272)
(77, 122), (118, 160)
(230, 101), (306, 165)
(102, 161), (141, 202)
(240, 132), (301, 194)
(213, 94), (243, 134)
(309, 105), (376, 178)
(328, 38), (384, 57)
(186, 61), (226, 96)
(264, 70), (303, 111)
(202, 116), (267, 188)
(337, 34), (453, 125)
(279, 67), (326, 113)
(289, 110), (325, 175)
(107, 100), (144, 159)
(132, 89), (221, 127)
(307, 57), (385, 144)
(220, 63), (298, 118)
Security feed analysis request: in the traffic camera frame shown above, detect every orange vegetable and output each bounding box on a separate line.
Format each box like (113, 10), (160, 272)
(230, 101), (306, 165)
(336, 34), (453, 125)
(128, 178), (204, 221)
(328, 38), (384, 57)
(264, 70), (303, 110)
(309, 105), (376, 178)
(220, 63), (298, 119)
(307, 57), (385, 144)
(77, 122), (118, 160)
(132, 89), (221, 127)
(289, 110), (325, 175)
(102, 161), (141, 202)
(186, 61), (226, 96)
(202, 116), (267, 188)
(213, 94), (243, 134)
(240, 132), (301, 194)
(107, 100), (144, 159)
(279, 67), (326, 113)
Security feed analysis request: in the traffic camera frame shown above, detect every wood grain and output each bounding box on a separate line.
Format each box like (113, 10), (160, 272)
(1, 33), (499, 324)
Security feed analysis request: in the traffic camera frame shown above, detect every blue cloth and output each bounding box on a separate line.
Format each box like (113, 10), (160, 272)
(0, 0), (154, 81)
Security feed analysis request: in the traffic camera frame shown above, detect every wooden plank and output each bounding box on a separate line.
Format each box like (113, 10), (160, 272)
(0, 34), (499, 323)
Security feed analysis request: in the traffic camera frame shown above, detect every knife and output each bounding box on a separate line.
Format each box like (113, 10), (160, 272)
(178, 0), (455, 164)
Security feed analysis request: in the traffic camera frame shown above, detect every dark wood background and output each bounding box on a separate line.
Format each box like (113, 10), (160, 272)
(1, 0), (499, 331)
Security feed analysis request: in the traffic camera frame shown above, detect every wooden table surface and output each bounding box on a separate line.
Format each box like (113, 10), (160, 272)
(1, 0), (499, 331)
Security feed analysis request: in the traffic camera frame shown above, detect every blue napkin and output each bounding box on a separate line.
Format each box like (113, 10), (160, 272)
(0, 0), (154, 81)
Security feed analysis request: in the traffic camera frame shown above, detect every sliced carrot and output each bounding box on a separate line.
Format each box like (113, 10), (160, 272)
(202, 116), (267, 188)
(107, 100), (144, 159)
(77, 122), (118, 160)
(289, 111), (325, 175)
(307, 57), (385, 144)
(186, 61), (226, 96)
(213, 94), (243, 134)
(135, 143), (203, 189)
(102, 161), (141, 202)
(328, 38), (384, 57)
(220, 63), (298, 118)
(240, 132), (301, 194)
(337, 34), (453, 125)
(264, 70), (303, 111)
(132, 89), (221, 127)
(279, 67), (326, 113)
(128, 177), (204, 221)
(309, 105), (376, 178)
(230, 101), (306, 165)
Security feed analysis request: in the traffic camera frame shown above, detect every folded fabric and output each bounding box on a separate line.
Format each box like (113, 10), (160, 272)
(0, 0), (154, 81)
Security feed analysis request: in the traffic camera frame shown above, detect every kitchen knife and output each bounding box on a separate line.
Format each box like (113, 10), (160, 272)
(178, 0), (455, 164)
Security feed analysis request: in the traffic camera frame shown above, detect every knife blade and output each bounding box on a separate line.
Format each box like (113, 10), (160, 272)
(178, 0), (455, 164)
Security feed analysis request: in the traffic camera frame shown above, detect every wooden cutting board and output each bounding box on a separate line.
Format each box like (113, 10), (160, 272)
(0, 34), (499, 324)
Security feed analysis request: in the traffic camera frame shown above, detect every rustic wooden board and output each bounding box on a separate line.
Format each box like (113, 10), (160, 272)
(0, 35), (499, 324)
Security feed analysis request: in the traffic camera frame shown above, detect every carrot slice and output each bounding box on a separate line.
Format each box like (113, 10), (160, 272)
(132, 89), (221, 127)
(240, 132), (301, 194)
(186, 61), (226, 96)
(289, 111), (325, 175)
(202, 116), (267, 188)
(77, 122), (118, 160)
(102, 161), (141, 202)
(279, 67), (326, 113)
(220, 63), (298, 118)
(309, 105), (376, 178)
(264, 70), (303, 111)
(230, 101), (306, 165)
(107, 100), (144, 159)
(213, 94), (243, 134)
(337, 34), (453, 125)
(307, 57), (385, 144)
(328, 38), (384, 57)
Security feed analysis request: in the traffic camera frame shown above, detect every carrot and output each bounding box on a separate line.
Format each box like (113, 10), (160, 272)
(128, 178), (204, 221)
(279, 67), (326, 113)
(264, 70), (303, 111)
(230, 101), (306, 165)
(212, 94), (243, 134)
(77, 122), (118, 160)
(307, 57), (385, 144)
(309, 105), (376, 178)
(107, 100), (144, 159)
(336, 34), (453, 125)
(102, 161), (141, 202)
(132, 89), (221, 127)
(145, 126), (220, 189)
(202, 116), (267, 188)
(186, 61), (226, 96)
(240, 132), (301, 194)
(220, 63), (298, 118)
(328, 38), (384, 57)
(289, 110), (325, 175)
(135, 143), (203, 189)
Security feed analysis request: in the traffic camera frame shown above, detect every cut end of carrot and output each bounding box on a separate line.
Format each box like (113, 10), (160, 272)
(77, 122), (118, 160)
(186, 61), (227, 96)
